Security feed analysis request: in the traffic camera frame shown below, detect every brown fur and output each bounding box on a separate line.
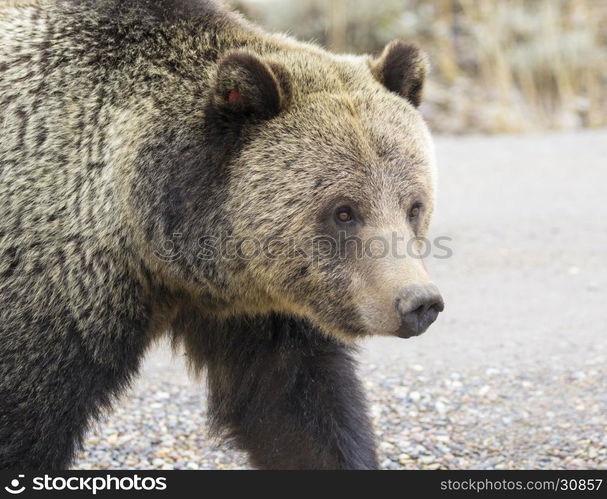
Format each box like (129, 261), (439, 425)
(0, 0), (438, 469)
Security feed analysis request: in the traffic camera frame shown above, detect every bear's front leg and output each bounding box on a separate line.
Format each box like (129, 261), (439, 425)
(199, 315), (378, 470)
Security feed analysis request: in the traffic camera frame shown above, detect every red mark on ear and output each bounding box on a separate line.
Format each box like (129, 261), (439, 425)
(227, 89), (240, 104)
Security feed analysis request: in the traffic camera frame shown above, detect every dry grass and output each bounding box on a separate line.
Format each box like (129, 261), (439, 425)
(229, 0), (607, 134)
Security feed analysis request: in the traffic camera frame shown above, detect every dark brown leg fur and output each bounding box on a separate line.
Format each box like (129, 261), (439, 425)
(178, 314), (378, 470)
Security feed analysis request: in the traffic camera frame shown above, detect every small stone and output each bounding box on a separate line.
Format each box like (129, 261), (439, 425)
(155, 449), (172, 458)
(435, 401), (448, 415)
(478, 385), (491, 397)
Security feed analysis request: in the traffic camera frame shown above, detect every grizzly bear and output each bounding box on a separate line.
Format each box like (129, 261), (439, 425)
(0, 0), (443, 469)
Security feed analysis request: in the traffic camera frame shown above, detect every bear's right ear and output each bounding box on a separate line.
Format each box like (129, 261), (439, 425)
(212, 51), (290, 120)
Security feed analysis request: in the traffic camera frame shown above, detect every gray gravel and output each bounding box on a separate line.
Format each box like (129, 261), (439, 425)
(74, 129), (607, 470)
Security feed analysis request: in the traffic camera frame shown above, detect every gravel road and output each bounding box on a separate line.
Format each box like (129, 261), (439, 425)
(74, 129), (607, 470)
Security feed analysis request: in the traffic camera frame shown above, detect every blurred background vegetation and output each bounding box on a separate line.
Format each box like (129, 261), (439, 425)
(226, 0), (607, 134)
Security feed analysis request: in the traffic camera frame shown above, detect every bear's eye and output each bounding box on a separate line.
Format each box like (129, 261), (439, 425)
(408, 203), (422, 221)
(335, 206), (355, 224)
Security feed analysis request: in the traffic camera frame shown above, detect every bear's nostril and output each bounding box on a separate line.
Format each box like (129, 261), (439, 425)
(410, 304), (426, 316)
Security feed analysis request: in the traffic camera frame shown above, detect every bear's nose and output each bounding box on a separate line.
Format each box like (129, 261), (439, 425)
(395, 284), (444, 338)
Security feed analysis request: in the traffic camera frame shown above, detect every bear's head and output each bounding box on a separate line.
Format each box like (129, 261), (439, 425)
(132, 39), (444, 340)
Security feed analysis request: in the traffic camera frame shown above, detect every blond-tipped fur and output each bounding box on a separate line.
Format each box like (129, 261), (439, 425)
(0, 0), (436, 469)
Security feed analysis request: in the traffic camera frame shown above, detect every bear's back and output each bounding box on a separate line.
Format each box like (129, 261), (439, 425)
(0, 0), (243, 282)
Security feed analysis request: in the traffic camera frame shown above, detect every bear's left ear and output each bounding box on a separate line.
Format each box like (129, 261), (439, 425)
(212, 51), (290, 120)
(369, 41), (428, 107)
